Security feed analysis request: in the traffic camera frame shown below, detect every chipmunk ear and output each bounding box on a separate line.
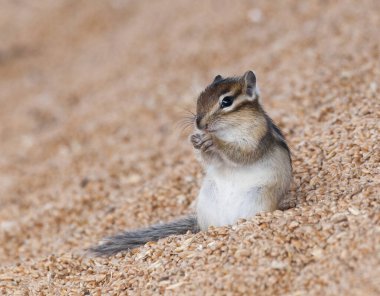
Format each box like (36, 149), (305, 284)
(213, 75), (223, 83)
(242, 70), (257, 97)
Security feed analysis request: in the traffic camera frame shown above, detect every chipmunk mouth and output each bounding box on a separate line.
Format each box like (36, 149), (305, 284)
(206, 122), (229, 133)
(196, 123), (218, 133)
(196, 120), (224, 133)
(204, 127), (218, 133)
(194, 125), (216, 134)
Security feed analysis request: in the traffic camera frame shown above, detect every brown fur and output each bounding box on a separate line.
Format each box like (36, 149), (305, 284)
(192, 71), (285, 166)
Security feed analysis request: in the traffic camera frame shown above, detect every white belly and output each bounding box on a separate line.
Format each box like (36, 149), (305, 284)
(196, 160), (276, 230)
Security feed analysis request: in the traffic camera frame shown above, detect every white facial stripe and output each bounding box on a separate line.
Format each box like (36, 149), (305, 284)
(207, 90), (254, 120)
(209, 91), (236, 115)
(219, 93), (253, 113)
(219, 91), (235, 102)
(218, 91), (236, 112)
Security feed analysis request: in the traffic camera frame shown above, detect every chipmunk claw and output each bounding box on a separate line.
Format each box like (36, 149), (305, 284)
(190, 133), (213, 150)
(200, 139), (213, 152)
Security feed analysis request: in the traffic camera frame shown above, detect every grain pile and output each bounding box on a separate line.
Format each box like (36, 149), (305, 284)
(0, 0), (379, 295)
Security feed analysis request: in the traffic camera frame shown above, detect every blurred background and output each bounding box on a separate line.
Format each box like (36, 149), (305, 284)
(0, 0), (379, 294)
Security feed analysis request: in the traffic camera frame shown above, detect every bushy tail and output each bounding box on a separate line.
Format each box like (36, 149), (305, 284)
(89, 216), (199, 256)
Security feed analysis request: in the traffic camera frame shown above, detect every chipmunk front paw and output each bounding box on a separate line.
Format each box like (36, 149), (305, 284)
(190, 133), (213, 152)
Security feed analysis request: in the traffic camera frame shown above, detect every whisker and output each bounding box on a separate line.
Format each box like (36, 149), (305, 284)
(175, 118), (195, 130)
(180, 108), (197, 119)
(175, 115), (196, 134)
(174, 106), (197, 134)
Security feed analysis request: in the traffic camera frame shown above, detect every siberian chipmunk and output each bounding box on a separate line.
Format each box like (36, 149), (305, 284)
(90, 70), (292, 256)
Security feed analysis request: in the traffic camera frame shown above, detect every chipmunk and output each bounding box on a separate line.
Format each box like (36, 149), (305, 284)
(90, 70), (292, 256)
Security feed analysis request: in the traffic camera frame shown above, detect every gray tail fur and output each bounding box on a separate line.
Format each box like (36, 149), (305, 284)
(89, 215), (199, 256)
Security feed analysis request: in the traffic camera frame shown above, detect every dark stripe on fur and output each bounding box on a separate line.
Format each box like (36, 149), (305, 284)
(263, 112), (291, 160)
(89, 216), (199, 256)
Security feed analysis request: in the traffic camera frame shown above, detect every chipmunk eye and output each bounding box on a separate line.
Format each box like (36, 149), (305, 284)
(220, 96), (233, 108)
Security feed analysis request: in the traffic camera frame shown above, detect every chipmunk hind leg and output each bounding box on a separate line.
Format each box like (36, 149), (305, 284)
(258, 185), (282, 212)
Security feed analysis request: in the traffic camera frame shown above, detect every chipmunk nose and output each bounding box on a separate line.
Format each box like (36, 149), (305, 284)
(196, 116), (208, 130)
(196, 116), (202, 129)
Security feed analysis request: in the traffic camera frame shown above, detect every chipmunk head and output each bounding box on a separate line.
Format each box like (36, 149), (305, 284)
(196, 71), (264, 142)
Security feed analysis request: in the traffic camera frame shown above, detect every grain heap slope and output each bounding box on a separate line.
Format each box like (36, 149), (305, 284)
(0, 0), (379, 295)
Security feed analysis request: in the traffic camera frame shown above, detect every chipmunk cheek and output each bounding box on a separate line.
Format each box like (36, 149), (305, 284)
(211, 119), (230, 133)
